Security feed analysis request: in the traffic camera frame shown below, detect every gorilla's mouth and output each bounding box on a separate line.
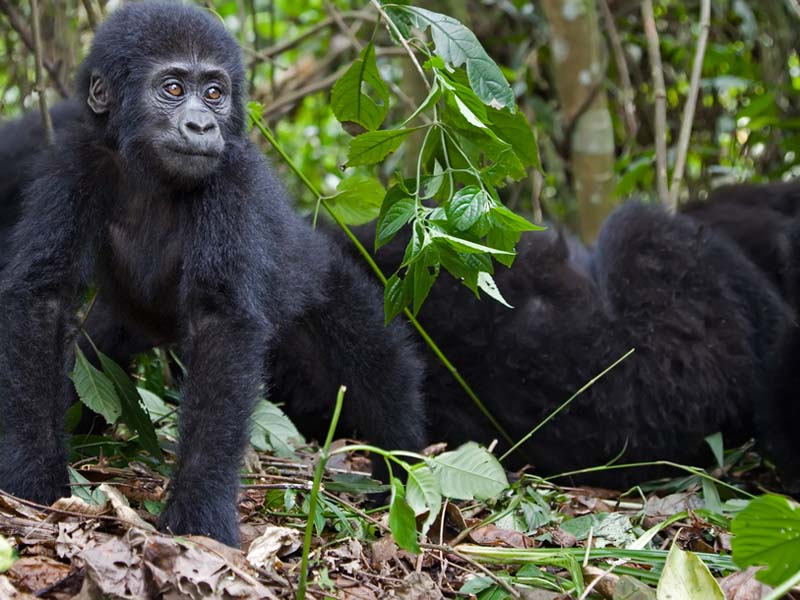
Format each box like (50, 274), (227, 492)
(165, 144), (221, 159)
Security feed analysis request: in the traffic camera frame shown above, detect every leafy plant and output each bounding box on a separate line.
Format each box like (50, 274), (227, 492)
(329, 4), (543, 321)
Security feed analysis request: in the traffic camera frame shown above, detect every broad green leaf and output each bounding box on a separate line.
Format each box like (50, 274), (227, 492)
(430, 442), (508, 500)
(401, 221), (431, 267)
(71, 344), (121, 424)
(405, 464), (442, 535)
(731, 494), (800, 586)
(250, 399), (304, 457)
(656, 543), (724, 600)
(389, 479), (420, 554)
(487, 107), (541, 170)
(490, 204), (543, 233)
(376, 185), (416, 249)
(486, 227), (520, 267)
(0, 535), (15, 573)
(331, 42), (390, 133)
(347, 128), (415, 167)
(69, 467), (107, 506)
(393, 6), (514, 111)
(477, 272), (512, 308)
(97, 350), (162, 459)
(137, 388), (173, 421)
(411, 260), (437, 315)
(384, 273), (409, 323)
(446, 186), (489, 231)
(328, 175), (385, 225)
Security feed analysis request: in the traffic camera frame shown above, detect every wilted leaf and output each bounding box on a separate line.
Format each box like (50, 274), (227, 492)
(246, 525), (301, 570)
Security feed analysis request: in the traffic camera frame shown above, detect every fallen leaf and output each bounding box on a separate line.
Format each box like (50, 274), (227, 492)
(245, 525), (301, 570)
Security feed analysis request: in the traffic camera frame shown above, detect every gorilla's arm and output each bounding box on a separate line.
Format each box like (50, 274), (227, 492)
(0, 148), (96, 503)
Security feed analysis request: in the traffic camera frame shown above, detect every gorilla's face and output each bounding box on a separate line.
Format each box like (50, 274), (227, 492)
(145, 61), (231, 180)
(87, 60), (233, 182)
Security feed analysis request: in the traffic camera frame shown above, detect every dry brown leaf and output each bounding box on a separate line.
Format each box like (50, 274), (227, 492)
(50, 496), (108, 519)
(79, 535), (145, 598)
(6, 556), (71, 595)
(245, 525), (301, 570)
(719, 567), (771, 600)
(0, 575), (36, 599)
(98, 484), (156, 532)
(393, 572), (442, 600)
(369, 536), (398, 570)
(469, 524), (535, 548)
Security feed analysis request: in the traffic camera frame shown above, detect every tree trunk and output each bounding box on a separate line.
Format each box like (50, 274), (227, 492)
(541, 0), (617, 242)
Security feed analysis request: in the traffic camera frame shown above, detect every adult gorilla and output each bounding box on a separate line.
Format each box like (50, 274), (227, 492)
(0, 2), (425, 546)
(357, 202), (797, 491)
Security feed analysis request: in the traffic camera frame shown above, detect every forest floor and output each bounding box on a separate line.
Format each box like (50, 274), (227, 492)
(0, 441), (797, 600)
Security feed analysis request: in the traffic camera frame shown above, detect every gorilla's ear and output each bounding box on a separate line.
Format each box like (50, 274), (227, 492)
(87, 72), (110, 115)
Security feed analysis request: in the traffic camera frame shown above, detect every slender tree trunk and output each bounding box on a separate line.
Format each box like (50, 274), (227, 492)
(542, 0), (616, 242)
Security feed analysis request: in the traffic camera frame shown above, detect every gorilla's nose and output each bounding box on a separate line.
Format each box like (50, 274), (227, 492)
(182, 114), (217, 137)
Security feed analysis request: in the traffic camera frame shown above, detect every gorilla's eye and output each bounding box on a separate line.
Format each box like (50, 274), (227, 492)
(205, 86), (222, 101)
(164, 82), (184, 97)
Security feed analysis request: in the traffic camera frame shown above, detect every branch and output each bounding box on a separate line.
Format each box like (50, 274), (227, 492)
(30, 0), (53, 145)
(80, 0), (98, 29)
(370, 0), (431, 92)
(0, 0), (70, 98)
(598, 0), (638, 141)
(641, 0), (669, 209)
(668, 0), (710, 208)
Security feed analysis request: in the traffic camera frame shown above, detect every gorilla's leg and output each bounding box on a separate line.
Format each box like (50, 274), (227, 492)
(270, 251), (426, 475)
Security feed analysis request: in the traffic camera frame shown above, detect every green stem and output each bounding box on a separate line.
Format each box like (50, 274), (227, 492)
(296, 385), (346, 600)
(248, 110), (514, 447)
(763, 568), (800, 600)
(499, 348), (634, 462)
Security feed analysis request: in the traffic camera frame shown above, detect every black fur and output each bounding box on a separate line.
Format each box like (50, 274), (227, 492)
(683, 181), (800, 305)
(361, 202), (795, 489)
(0, 2), (424, 547)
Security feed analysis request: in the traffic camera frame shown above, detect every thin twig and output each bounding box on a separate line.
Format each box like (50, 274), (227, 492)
(0, 0), (70, 97)
(641, 0), (669, 206)
(421, 543), (522, 599)
(668, 0), (710, 210)
(80, 0), (98, 29)
(370, 0), (431, 92)
(262, 67), (347, 120)
(598, 0), (638, 141)
(252, 10), (375, 61)
(30, 0), (53, 145)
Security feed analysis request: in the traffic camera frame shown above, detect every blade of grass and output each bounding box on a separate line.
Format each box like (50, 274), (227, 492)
(297, 385), (346, 600)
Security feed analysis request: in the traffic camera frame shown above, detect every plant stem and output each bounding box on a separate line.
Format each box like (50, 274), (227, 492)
(296, 385), (345, 600)
(248, 110), (515, 447)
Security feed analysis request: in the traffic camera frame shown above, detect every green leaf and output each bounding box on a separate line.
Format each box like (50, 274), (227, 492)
(487, 107), (541, 170)
(405, 464), (442, 535)
(331, 42), (390, 133)
(731, 494), (800, 586)
(430, 442), (508, 500)
(96, 350), (162, 459)
(376, 186), (416, 250)
(704, 432), (724, 469)
(0, 536), (15, 573)
(446, 186), (489, 231)
(395, 6), (515, 110)
(69, 467), (107, 506)
(346, 128), (415, 167)
(137, 388), (173, 421)
(328, 175), (385, 225)
(476, 272), (512, 308)
(70, 344), (122, 424)
(490, 204), (544, 233)
(411, 260), (437, 315)
(250, 399), (304, 458)
(656, 543), (724, 600)
(384, 273), (409, 324)
(431, 230), (514, 256)
(389, 479), (420, 554)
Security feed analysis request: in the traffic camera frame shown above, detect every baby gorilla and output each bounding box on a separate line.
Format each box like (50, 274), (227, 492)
(0, 2), (424, 546)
